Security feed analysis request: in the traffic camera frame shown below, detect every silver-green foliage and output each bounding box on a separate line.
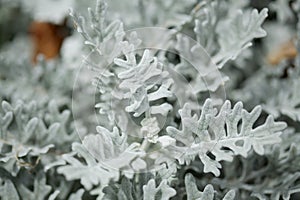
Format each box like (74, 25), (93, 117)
(166, 99), (286, 176)
(1, 0), (300, 199)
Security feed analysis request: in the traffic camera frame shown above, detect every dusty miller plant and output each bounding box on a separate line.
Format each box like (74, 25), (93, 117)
(0, 0), (300, 199)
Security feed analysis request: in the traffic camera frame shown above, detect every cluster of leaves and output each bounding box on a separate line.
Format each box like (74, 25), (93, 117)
(1, 0), (300, 199)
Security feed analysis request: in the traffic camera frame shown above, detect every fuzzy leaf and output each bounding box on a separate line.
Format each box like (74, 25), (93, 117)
(115, 49), (173, 117)
(184, 173), (202, 200)
(57, 143), (119, 191)
(167, 99), (286, 176)
(213, 8), (268, 68)
(81, 126), (145, 171)
(185, 174), (235, 200)
(143, 179), (176, 200)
